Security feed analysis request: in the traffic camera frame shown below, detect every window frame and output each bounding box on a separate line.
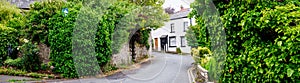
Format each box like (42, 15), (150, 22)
(170, 23), (175, 33)
(183, 22), (189, 32)
(169, 36), (176, 47)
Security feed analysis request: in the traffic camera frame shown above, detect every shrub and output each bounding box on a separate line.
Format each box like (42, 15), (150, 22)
(200, 56), (210, 69)
(102, 63), (118, 73)
(4, 58), (22, 68)
(192, 47), (211, 65)
(206, 57), (218, 81)
(191, 46), (220, 81)
(19, 42), (41, 72)
(176, 47), (182, 54)
(0, 24), (18, 65)
(40, 63), (50, 71)
(26, 0), (66, 45)
(0, 0), (22, 26)
(4, 42), (41, 72)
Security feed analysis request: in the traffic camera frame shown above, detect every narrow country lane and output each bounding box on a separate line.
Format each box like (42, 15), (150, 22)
(48, 52), (194, 83)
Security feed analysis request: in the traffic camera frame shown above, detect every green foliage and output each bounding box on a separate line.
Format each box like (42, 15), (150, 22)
(40, 63), (50, 71)
(221, 2), (299, 82)
(4, 58), (22, 68)
(124, 0), (164, 6)
(192, 47), (211, 67)
(20, 42), (41, 72)
(23, 0), (168, 78)
(206, 56), (218, 81)
(102, 63), (118, 73)
(137, 29), (151, 50)
(0, 24), (18, 65)
(0, 68), (55, 78)
(26, 0), (66, 44)
(98, 1), (134, 57)
(0, 0), (26, 31)
(46, 1), (81, 78)
(176, 47), (182, 54)
(191, 46), (220, 81)
(192, 47), (211, 58)
(186, 19), (210, 48)
(4, 42), (41, 72)
(191, 0), (300, 82)
(185, 28), (199, 48)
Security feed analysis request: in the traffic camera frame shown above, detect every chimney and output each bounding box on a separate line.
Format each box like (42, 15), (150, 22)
(180, 5), (184, 10)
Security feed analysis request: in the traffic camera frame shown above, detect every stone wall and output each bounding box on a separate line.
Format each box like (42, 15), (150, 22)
(133, 42), (149, 62)
(111, 41), (150, 67)
(38, 43), (50, 64)
(111, 43), (132, 67)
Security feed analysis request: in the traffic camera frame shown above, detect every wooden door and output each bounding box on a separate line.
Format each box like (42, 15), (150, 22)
(155, 38), (158, 50)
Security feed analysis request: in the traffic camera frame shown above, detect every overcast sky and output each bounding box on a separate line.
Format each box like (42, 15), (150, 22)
(162, 0), (194, 12)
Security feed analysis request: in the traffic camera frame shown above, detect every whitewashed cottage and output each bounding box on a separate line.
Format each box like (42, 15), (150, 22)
(151, 7), (196, 53)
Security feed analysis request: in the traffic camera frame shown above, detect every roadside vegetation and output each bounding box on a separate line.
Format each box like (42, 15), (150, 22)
(187, 0), (300, 82)
(0, 0), (168, 79)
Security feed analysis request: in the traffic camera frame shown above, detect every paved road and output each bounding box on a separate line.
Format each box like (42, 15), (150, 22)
(0, 75), (34, 83)
(37, 52), (194, 83)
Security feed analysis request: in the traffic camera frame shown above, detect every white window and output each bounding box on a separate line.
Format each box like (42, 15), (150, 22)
(169, 36), (176, 47)
(171, 23), (175, 33)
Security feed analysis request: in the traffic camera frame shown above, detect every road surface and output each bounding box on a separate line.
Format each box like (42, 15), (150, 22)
(35, 52), (194, 83)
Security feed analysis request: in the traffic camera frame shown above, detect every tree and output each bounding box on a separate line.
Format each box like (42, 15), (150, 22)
(120, 0), (169, 62)
(164, 7), (175, 14)
(0, 0), (25, 30)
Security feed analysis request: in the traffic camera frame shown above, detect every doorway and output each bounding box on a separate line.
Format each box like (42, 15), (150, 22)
(154, 38), (158, 50)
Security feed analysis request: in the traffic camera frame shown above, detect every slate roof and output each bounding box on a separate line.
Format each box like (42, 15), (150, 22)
(8, 0), (39, 9)
(169, 8), (190, 20)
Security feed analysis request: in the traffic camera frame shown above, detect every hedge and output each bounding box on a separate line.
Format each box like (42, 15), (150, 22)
(25, 0), (166, 78)
(0, 25), (18, 65)
(0, 0), (24, 65)
(28, 0), (139, 78)
(26, 0), (66, 45)
(189, 0), (300, 82)
(27, 0), (81, 78)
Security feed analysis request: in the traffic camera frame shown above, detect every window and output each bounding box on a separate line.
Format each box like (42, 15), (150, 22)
(169, 36), (176, 47)
(183, 22), (189, 32)
(181, 36), (186, 47)
(171, 23), (175, 33)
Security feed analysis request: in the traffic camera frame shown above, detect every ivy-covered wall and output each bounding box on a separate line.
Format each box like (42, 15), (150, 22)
(24, 0), (166, 78)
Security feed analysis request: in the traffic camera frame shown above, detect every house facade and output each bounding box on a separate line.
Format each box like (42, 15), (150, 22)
(151, 8), (196, 53)
(8, 0), (39, 10)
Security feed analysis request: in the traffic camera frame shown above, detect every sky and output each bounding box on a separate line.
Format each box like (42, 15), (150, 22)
(162, 0), (194, 12)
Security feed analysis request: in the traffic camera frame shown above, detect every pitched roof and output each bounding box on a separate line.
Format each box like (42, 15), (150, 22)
(169, 8), (190, 20)
(8, 0), (39, 9)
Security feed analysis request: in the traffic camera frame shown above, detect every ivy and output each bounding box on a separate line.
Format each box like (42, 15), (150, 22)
(190, 0), (300, 82)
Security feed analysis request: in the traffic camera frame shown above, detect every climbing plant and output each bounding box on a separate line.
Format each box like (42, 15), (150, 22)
(190, 0), (300, 82)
